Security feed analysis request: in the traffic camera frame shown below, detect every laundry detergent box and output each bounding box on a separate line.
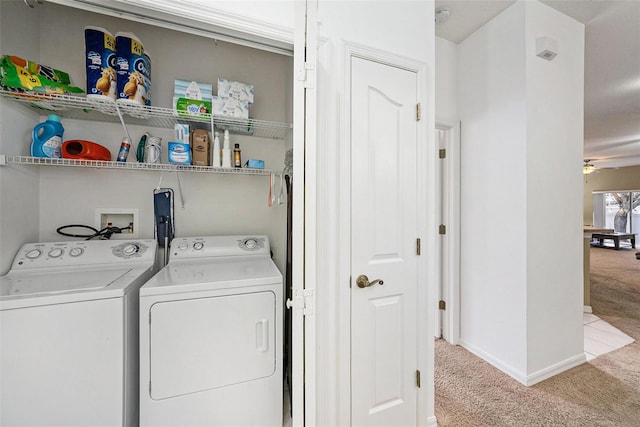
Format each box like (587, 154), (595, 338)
(190, 129), (210, 166)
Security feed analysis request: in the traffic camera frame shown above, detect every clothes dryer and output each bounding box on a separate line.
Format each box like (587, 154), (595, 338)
(0, 239), (157, 426)
(139, 235), (283, 427)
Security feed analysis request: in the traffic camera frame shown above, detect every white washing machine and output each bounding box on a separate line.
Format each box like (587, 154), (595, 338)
(0, 239), (157, 427)
(139, 235), (283, 427)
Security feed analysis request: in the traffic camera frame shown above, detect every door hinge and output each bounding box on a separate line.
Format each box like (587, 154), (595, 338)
(416, 370), (421, 388)
(286, 289), (314, 316)
(439, 148), (446, 159)
(297, 61), (315, 89)
(439, 224), (446, 235)
(439, 300), (446, 310)
(416, 103), (421, 121)
(416, 238), (421, 255)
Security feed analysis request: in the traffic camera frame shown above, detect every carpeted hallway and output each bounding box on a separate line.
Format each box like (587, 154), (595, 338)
(435, 247), (640, 426)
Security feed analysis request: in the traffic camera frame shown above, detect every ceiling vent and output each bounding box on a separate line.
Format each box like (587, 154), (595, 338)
(536, 36), (558, 61)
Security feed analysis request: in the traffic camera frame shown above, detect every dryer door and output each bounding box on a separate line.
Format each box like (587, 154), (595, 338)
(149, 291), (276, 400)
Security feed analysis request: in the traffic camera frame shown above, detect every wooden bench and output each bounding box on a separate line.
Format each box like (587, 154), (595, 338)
(591, 233), (636, 250)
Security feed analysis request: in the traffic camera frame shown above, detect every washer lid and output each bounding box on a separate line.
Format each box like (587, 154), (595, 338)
(0, 268), (132, 298)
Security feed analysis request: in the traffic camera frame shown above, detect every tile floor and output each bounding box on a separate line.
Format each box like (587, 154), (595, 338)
(583, 312), (635, 361)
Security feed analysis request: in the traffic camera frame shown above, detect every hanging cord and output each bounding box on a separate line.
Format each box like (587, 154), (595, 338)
(56, 223), (132, 240)
(176, 171), (185, 208)
(114, 102), (132, 142)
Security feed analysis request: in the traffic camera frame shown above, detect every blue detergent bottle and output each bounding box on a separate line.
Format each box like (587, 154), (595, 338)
(31, 114), (64, 158)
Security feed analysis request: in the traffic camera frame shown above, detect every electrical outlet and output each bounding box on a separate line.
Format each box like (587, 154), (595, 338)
(95, 209), (139, 239)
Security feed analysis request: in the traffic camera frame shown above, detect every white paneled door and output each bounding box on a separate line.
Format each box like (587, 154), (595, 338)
(350, 56), (419, 427)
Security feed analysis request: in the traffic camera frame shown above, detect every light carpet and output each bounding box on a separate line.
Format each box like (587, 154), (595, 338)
(435, 247), (640, 426)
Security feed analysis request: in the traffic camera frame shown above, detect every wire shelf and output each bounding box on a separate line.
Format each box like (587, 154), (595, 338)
(0, 90), (292, 140)
(0, 155), (281, 176)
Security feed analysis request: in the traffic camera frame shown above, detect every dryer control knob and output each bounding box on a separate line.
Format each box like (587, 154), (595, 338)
(48, 248), (64, 258)
(69, 248), (84, 257)
(178, 243), (188, 250)
(193, 241), (204, 251)
(245, 239), (257, 249)
(25, 249), (42, 259)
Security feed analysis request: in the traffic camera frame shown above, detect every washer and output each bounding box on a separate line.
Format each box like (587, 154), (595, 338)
(139, 235), (283, 427)
(0, 239), (157, 427)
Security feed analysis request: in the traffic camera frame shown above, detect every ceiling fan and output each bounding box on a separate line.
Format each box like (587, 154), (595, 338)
(583, 159), (599, 175)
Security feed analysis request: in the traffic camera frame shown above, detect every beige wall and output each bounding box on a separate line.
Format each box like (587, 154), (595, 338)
(583, 165), (640, 224)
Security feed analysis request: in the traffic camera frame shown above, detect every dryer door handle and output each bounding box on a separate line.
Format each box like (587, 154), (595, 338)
(255, 319), (269, 352)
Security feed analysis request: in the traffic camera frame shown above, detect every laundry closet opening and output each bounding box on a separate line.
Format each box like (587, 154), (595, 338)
(0, 1), (296, 425)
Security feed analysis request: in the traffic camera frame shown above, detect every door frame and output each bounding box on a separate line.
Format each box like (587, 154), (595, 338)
(315, 39), (432, 425)
(435, 122), (461, 344)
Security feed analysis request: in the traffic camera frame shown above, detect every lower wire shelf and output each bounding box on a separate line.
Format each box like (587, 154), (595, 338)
(0, 155), (280, 176)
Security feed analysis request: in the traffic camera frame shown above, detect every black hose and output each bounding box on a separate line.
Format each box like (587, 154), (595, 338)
(56, 224), (132, 240)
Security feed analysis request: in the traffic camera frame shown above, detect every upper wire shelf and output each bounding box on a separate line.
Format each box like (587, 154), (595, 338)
(0, 155), (281, 176)
(0, 90), (291, 140)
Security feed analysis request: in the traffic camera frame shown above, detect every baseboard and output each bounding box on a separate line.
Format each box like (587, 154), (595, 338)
(459, 339), (528, 385)
(426, 415), (438, 426)
(584, 305), (593, 313)
(526, 353), (586, 386)
(460, 340), (587, 386)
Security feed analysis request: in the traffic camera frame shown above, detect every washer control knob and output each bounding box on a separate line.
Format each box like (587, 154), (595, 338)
(122, 244), (140, 256)
(25, 249), (42, 259)
(245, 239), (258, 249)
(48, 248), (64, 258)
(193, 241), (204, 251)
(178, 243), (188, 250)
(69, 248), (84, 257)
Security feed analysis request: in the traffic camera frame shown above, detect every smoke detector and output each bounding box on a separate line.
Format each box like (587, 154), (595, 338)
(435, 8), (450, 24)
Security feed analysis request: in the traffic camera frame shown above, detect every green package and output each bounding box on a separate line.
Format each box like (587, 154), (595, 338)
(175, 97), (212, 118)
(0, 55), (84, 94)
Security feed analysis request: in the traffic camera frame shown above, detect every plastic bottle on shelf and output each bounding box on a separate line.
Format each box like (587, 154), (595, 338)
(116, 137), (131, 162)
(221, 129), (232, 168)
(31, 114), (64, 158)
(233, 143), (242, 168)
(212, 132), (221, 167)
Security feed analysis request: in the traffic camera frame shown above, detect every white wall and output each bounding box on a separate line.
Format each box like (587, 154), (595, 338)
(458, 0), (585, 384)
(458, 2), (529, 378)
(435, 37), (457, 126)
(0, 2), (41, 273)
(524, 1), (585, 380)
(0, 2), (291, 274)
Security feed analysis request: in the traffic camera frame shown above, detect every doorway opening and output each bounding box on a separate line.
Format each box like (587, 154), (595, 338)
(435, 124), (460, 344)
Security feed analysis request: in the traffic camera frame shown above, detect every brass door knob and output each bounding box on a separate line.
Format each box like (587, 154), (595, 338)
(356, 274), (384, 288)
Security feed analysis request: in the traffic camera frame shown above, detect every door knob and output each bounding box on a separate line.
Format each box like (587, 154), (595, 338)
(356, 274), (384, 288)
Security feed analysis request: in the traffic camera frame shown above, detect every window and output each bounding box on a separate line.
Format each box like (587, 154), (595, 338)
(593, 191), (640, 234)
